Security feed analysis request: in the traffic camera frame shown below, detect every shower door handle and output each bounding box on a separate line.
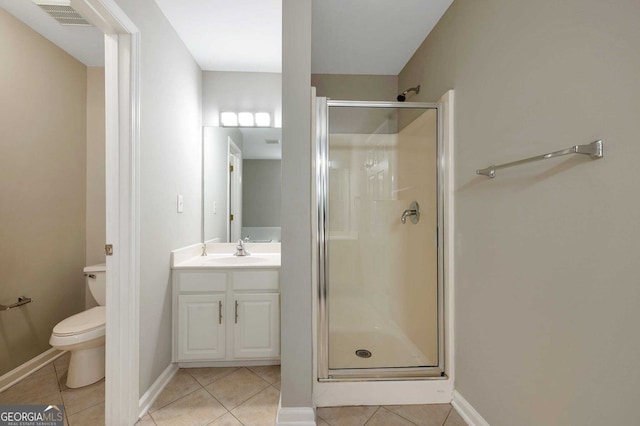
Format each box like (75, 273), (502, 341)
(401, 201), (420, 224)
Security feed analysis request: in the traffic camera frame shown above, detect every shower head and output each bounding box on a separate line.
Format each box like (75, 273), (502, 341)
(397, 85), (421, 102)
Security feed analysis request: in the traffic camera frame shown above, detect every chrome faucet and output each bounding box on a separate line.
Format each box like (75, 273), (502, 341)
(234, 239), (250, 256)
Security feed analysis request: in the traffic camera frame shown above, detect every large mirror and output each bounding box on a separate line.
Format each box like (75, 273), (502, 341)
(203, 126), (282, 243)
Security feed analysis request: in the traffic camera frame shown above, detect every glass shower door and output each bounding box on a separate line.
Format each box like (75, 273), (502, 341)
(317, 100), (443, 379)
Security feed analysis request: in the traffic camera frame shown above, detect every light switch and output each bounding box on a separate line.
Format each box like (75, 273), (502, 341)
(177, 195), (184, 213)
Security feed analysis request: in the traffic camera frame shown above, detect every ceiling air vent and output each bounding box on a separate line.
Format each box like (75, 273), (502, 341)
(32, 0), (92, 26)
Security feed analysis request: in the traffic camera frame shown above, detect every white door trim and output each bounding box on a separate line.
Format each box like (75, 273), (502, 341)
(72, 1), (141, 424)
(228, 138), (242, 242)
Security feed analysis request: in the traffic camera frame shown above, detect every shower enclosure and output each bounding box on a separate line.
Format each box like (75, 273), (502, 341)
(316, 99), (445, 381)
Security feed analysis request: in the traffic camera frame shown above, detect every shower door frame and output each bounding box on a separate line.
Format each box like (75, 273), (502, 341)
(317, 99), (446, 381)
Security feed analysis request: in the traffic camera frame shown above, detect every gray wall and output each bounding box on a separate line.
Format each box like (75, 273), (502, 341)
(281, 0), (313, 409)
(242, 160), (281, 227)
(399, 1), (640, 424)
(0, 8), (87, 376)
(114, 0), (203, 397)
(311, 73), (397, 101)
(203, 71), (282, 127)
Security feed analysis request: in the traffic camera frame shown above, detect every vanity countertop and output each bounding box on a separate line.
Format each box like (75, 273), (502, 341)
(171, 242), (281, 270)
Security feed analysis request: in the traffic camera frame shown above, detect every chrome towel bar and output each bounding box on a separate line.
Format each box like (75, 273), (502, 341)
(0, 296), (32, 311)
(477, 140), (604, 178)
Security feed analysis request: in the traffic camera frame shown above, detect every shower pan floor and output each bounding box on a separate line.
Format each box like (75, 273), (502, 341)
(328, 296), (434, 370)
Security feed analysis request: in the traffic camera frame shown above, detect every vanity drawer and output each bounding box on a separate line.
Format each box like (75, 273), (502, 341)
(178, 271), (227, 292)
(232, 270), (279, 291)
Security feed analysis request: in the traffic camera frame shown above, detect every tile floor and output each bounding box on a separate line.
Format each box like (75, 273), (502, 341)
(0, 352), (104, 425)
(139, 365), (281, 426)
(1, 357), (467, 426)
(316, 404), (466, 426)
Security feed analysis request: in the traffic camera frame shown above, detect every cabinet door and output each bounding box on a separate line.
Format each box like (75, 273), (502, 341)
(233, 293), (280, 359)
(178, 294), (225, 361)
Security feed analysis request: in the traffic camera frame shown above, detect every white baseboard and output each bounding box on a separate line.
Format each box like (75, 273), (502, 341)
(451, 390), (490, 426)
(138, 363), (179, 418)
(276, 396), (316, 426)
(0, 348), (65, 393)
(178, 359), (279, 368)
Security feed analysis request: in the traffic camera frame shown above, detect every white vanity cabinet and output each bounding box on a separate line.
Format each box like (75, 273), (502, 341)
(178, 293), (225, 360)
(172, 268), (280, 365)
(234, 293), (280, 359)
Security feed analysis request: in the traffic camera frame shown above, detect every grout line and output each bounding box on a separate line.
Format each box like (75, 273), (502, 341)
(53, 355), (69, 392)
(381, 407), (421, 426)
(66, 400), (105, 424)
(316, 413), (332, 426)
(182, 366), (239, 387)
(203, 377), (270, 412)
(441, 404), (453, 426)
(362, 406), (382, 426)
(204, 368), (271, 410)
(149, 386), (204, 414)
(204, 410), (229, 426)
(200, 385), (229, 414)
(229, 411), (246, 426)
(246, 365), (281, 385)
(60, 380), (106, 417)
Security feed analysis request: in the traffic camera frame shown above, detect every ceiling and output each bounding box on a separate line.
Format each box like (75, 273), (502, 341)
(154, 0), (282, 73)
(0, 0), (453, 75)
(311, 0), (453, 75)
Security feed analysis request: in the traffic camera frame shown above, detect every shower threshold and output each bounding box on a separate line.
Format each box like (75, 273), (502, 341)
(321, 366), (446, 382)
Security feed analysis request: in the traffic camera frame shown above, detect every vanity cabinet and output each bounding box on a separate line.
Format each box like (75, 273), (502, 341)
(234, 293), (280, 359)
(173, 268), (280, 364)
(178, 294), (225, 360)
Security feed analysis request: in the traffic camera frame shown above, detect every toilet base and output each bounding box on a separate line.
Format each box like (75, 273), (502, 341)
(66, 344), (105, 388)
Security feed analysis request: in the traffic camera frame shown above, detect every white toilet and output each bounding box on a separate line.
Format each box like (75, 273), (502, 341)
(49, 263), (106, 388)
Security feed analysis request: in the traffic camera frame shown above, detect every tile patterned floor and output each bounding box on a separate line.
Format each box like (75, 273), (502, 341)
(0, 352), (104, 425)
(1, 358), (467, 426)
(140, 366), (281, 425)
(316, 403), (466, 426)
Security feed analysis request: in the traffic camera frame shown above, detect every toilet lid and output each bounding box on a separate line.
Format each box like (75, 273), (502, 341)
(53, 306), (106, 336)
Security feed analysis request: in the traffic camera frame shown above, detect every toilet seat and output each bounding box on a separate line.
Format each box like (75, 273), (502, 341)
(50, 307), (105, 347)
(53, 306), (105, 335)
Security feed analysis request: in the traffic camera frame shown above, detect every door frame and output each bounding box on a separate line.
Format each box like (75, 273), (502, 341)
(316, 99), (444, 380)
(228, 137), (242, 242)
(312, 91), (455, 406)
(72, 0), (140, 424)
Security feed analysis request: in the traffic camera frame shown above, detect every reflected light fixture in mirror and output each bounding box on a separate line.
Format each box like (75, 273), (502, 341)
(255, 112), (271, 127)
(220, 112), (272, 127)
(221, 112), (238, 126)
(238, 112), (254, 126)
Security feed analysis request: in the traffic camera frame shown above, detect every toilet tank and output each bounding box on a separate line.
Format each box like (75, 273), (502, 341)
(84, 263), (106, 306)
